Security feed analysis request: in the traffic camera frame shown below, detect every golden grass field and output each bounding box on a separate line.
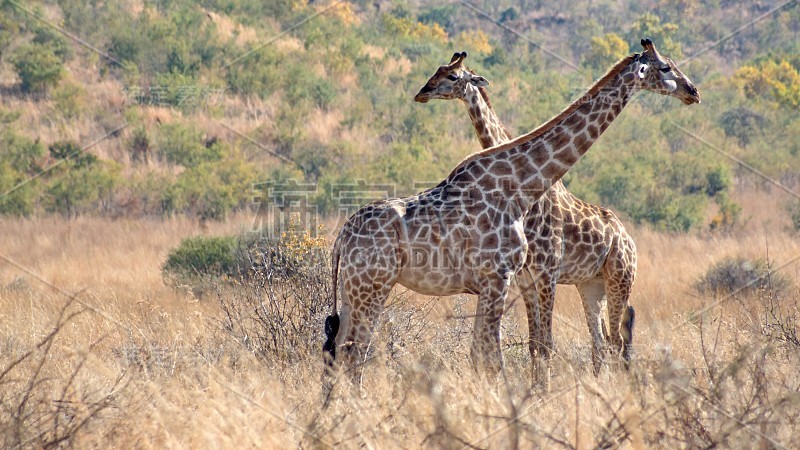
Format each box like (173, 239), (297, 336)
(1, 189), (799, 449)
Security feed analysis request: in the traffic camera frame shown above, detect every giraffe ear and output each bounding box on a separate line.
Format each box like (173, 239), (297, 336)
(449, 52), (461, 64)
(469, 75), (489, 87)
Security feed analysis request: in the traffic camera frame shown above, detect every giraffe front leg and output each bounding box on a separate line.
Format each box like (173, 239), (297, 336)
(470, 276), (510, 375)
(531, 274), (557, 389)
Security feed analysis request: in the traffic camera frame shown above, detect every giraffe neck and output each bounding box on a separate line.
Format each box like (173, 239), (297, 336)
(447, 56), (638, 211)
(462, 84), (569, 193)
(462, 85), (511, 148)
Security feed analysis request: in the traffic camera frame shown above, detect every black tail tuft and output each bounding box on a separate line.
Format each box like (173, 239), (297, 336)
(624, 306), (635, 340)
(621, 306), (635, 368)
(323, 314), (340, 365)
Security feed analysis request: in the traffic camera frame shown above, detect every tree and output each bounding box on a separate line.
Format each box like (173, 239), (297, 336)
(11, 43), (64, 94)
(584, 33), (629, 72)
(734, 59), (800, 109)
(627, 13), (682, 59)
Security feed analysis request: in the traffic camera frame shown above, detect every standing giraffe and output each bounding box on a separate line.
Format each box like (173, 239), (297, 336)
(414, 52), (639, 383)
(323, 40), (699, 391)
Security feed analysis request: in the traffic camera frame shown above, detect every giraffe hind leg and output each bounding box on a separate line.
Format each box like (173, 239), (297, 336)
(576, 279), (607, 376)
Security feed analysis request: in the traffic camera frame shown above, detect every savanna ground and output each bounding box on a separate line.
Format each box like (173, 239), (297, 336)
(1, 189), (799, 449)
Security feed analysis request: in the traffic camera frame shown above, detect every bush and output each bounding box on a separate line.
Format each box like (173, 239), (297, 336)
(43, 160), (120, 217)
(11, 43), (64, 93)
(0, 162), (37, 216)
(162, 235), (241, 283)
(695, 257), (791, 297)
(787, 201), (800, 233)
(156, 123), (223, 167)
(52, 82), (87, 118)
(215, 228), (331, 364)
(161, 158), (256, 220)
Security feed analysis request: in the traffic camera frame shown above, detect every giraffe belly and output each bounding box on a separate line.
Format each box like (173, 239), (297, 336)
(556, 257), (605, 285)
(396, 257), (471, 296)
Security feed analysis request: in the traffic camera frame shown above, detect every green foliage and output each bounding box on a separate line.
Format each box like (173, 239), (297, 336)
(162, 158), (256, 220)
(584, 33), (629, 72)
(0, 10), (21, 57)
(417, 5), (458, 31)
(156, 123), (223, 167)
(718, 107), (766, 147)
(10, 43), (64, 93)
(734, 59), (800, 109)
(0, 163), (37, 216)
(49, 141), (98, 168)
(787, 201), (800, 233)
(1, 0), (798, 232)
(43, 157), (120, 217)
(31, 20), (71, 61)
(52, 82), (87, 119)
(162, 235), (239, 282)
(627, 13), (682, 58)
(1, 129), (45, 174)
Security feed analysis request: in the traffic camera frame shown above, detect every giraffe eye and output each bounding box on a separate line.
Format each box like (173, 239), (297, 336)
(447, 74), (459, 81)
(659, 66), (671, 73)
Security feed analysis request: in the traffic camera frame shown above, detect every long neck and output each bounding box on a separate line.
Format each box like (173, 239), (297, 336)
(514, 65), (636, 199)
(447, 56), (637, 212)
(462, 85), (511, 148)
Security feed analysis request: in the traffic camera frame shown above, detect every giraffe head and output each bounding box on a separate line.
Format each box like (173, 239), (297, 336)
(414, 51), (490, 103)
(630, 38), (700, 104)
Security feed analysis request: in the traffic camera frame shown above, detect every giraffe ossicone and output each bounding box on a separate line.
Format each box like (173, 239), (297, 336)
(323, 39), (700, 396)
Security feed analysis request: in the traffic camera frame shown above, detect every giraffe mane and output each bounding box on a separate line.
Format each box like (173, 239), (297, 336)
(449, 55), (637, 174)
(476, 85), (513, 141)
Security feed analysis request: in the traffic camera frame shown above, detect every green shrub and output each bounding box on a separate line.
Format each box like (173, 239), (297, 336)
(162, 158), (256, 220)
(695, 257), (791, 297)
(43, 156), (120, 217)
(163, 226), (327, 295)
(0, 162), (38, 216)
(787, 201), (800, 233)
(11, 43), (64, 93)
(163, 235), (239, 281)
(156, 123), (223, 167)
(52, 82), (87, 119)
(1, 129), (45, 174)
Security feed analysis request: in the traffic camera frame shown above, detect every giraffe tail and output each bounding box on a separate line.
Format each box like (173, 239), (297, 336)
(620, 305), (635, 369)
(323, 233), (342, 367)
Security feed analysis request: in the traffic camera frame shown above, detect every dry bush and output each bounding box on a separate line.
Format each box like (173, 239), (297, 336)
(0, 297), (129, 449)
(215, 229), (332, 365)
(694, 256), (791, 297)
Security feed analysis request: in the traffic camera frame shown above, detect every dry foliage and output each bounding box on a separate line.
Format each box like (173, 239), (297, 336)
(1, 215), (799, 448)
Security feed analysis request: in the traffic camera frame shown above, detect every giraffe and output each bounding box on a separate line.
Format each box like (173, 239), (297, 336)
(414, 51), (639, 383)
(323, 39), (700, 393)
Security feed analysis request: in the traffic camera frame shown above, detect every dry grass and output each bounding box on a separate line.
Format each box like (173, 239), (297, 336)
(1, 201), (799, 448)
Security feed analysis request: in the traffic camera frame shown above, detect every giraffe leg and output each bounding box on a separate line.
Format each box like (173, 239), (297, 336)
(605, 279), (635, 370)
(576, 279), (607, 376)
(530, 274), (557, 389)
(516, 268), (547, 387)
(470, 276), (510, 375)
(335, 271), (396, 389)
(603, 246), (636, 371)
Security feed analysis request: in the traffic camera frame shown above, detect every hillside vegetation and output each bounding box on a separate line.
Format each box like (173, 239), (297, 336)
(0, 0), (798, 231)
(2, 2), (800, 447)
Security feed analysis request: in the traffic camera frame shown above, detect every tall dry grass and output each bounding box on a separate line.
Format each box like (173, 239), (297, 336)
(1, 200), (799, 448)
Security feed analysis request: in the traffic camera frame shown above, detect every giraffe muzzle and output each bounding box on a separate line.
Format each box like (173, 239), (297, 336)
(414, 85), (434, 103)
